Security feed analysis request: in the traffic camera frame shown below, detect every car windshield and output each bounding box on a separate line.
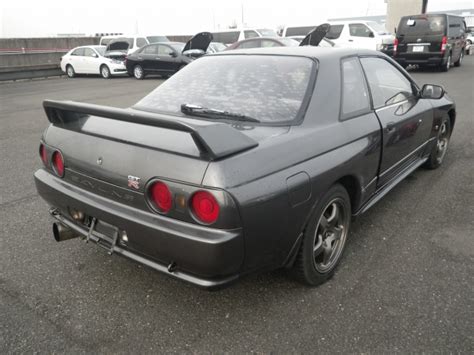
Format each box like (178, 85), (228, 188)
(134, 55), (315, 124)
(257, 29), (278, 37)
(95, 47), (106, 56)
(147, 36), (170, 43)
(367, 21), (389, 35)
(398, 15), (446, 36)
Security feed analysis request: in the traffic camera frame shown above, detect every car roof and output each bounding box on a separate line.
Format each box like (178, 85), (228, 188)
(213, 46), (381, 60)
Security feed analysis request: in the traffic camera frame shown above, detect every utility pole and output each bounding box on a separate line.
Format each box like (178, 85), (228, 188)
(241, 3), (244, 27)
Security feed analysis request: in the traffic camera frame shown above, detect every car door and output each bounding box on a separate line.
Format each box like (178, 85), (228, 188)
(360, 56), (433, 187)
(67, 48), (85, 72)
(82, 47), (101, 74)
(155, 44), (178, 73)
(139, 44), (159, 71)
(348, 23), (375, 49)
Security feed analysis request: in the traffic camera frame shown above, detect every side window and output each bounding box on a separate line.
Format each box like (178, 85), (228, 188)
(158, 45), (174, 55)
(83, 48), (97, 57)
(326, 25), (344, 39)
(143, 45), (158, 54)
(361, 57), (414, 108)
(244, 30), (259, 39)
(71, 48), (85, 56)
(349, 24), (373, 37)
(340, 57), (371, 119)
(136, 37), (147, 48)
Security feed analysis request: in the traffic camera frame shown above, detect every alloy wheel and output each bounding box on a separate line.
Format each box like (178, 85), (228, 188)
(435, 122), (449, 164)
(313, 198), (349, 273)
(134, 65), (143, 79)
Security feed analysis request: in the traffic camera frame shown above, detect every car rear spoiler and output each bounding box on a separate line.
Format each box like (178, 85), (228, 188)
(43, 100), (258, 160)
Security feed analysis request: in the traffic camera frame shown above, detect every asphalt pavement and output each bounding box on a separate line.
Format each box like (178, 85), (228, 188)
(1, 59), (473, 353)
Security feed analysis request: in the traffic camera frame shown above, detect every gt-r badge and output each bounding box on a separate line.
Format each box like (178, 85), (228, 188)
(127, 175), (140, 190)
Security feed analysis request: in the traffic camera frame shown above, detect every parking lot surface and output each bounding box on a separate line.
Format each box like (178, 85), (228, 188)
(1, 59), (473, 353)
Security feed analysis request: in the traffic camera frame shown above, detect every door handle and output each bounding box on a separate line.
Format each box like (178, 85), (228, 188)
(348, 39), (354, 42)
(386, 122), (396, 132)
(155, 57), (161, 60)
(137, 57), (143, 60)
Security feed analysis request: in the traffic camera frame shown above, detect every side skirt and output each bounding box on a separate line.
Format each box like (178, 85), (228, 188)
(353, 156), (428, 216)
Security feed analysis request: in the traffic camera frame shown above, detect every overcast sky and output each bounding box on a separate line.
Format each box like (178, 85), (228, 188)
(0, 0), (472, 37)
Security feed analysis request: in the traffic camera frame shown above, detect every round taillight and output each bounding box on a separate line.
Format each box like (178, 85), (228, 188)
(52, 151), (65, 177)
(149, 181), (172, 213)
(39, 144), (48, 166)
(191, 191), (220, 224)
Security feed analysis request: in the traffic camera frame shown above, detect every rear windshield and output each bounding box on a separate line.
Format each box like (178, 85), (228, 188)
(398, 15), (446, 36)
(212, 31), (240, 44)
(286, 26), (315, 36)
(135, 55), (315, 124)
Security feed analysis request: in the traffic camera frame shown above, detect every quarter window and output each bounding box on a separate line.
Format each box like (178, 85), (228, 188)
(341, 57), (370, 119)
(136, 37), (147, 48)
(361, 57), (414, 108)
(244, 30), (259, 39)
(349, 24), (373, 37)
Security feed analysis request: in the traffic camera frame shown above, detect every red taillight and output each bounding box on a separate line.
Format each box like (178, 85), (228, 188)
(393, 38), (398, 55)
(191, 191), (220, 224)
(441, 36), (447, 53)
(39, 144), (48, 165)
(149, 181), (172, 213)
(52, 151), (64, 177)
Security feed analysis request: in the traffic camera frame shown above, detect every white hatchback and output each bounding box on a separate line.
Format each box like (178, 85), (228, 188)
(60, 45), (127, 79)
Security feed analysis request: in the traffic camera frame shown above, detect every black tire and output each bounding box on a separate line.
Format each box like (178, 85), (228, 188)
(440, 53), (451, 72)
(66, 65), (75, 78)
(293, 184), (351, 286)
(133, 65), (145, 80)
(100, 65), (111, 79)
(453, 50), (463, 67)
(423, 118), (451, 169)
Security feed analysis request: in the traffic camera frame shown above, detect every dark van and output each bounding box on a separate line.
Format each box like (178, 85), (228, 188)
(394, 14), (467, 71)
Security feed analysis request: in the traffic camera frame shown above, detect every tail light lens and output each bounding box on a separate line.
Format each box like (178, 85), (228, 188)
(441, 36), (447, 53)
(191, 191), (220, 224)
(149, 181), (172, 213)
(393, 38), (398, 55)
(39, 144), (48, 166)
(52, 151), (65, 177)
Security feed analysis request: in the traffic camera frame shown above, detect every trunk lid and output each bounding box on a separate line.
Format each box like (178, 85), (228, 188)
(42, 100), (258, 194)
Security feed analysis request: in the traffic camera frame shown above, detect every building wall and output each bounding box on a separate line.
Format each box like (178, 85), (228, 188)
(386, 0), (424, 34)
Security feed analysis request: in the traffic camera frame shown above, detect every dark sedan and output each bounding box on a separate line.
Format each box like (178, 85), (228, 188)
(126, 32), (212, 79)
(35, 47), (455, 289)
(226, 37), (299, 50)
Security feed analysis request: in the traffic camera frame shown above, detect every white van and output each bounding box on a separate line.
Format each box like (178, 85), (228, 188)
(99, 35), (149, 54)
(325, 21), (395, 52)
(211, 28), (278, 45)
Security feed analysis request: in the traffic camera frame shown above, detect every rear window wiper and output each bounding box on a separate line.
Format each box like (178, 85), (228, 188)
(180, 104), (260, 123)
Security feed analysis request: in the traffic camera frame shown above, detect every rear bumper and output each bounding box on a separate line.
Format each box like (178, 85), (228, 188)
(34, 169), (243, 288)
(394, 52), (446, 65)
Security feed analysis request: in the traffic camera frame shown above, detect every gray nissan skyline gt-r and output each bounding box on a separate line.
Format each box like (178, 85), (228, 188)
(34, 46), (455, 289)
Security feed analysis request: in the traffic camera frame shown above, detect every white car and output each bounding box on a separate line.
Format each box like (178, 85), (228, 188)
(60, 46), (127, 79)
(211, 28), (278, 45)
(325, 20), (395, 52)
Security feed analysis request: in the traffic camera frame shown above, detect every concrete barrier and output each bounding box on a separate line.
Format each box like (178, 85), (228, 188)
(0, 37), (98, 81)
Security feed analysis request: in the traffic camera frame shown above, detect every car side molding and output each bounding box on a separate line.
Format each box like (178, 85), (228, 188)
(43, 100), (258, 160)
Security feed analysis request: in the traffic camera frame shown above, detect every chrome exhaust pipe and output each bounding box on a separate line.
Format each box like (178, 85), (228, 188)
(53, 222), (80, 242)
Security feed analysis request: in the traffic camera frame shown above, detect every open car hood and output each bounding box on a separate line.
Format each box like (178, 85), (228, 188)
(299, 23), (330, 47)
(182, 32), (213, 53)
(105, 39), (131, 52)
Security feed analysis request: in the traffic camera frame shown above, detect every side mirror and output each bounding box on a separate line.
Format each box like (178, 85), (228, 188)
(170, 51), (178, 57)
(421, 84), (445, 99)
(369, 31), (375, 38)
